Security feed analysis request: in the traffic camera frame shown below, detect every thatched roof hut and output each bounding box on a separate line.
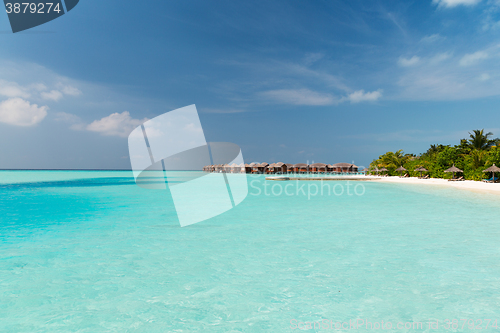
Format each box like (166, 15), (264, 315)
(379, 167), (388, 172)
(483, 164), (500, 173)
(395, 166), (407, 176)
(444, 164), (463, 179)
(483, 164), (500, 182)
(444, 165), (463, 173)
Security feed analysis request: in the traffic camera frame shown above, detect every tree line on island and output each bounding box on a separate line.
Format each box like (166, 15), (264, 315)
(370, 129), (500, 181)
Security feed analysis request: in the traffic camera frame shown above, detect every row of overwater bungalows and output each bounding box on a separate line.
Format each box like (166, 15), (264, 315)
(202, 162), (359, 174)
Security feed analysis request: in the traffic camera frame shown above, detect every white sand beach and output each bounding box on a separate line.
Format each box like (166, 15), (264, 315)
(369, 176), (500, 195)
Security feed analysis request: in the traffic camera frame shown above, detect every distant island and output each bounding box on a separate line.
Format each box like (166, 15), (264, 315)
(370, 129), (500, 181)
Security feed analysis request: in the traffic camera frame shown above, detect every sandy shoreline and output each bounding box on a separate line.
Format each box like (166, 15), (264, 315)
(368, 175), (500, 195)
(266, 175), (500, 196)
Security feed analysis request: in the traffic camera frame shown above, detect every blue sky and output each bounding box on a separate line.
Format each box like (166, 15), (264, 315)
(1, 0), (500, 169)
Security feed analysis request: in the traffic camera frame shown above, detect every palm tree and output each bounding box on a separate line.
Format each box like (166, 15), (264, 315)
(470, 149), (486, 169)
(468, 129), (495, 150)
(379, 150), (409, 169)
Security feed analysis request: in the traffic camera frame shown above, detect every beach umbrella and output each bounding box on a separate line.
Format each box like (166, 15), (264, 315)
(444, 164), (463, 180)
(395, 166), (407, 177)
(482, 164), (500, 182)
(370, 166), (379, 175)
(379, 167), (388, 175)
(414, 166), (428, 177)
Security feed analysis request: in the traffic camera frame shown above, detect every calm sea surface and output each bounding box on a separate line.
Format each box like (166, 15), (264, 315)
(1, 171), (500, 332)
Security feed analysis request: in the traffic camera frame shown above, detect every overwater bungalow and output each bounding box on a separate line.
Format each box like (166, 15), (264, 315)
(330, 163), (358, 173)
(274, 162), (287, 174)
(265, 163), (276, 174)
(203, 161), (360, 174)
(309, 163), (327, 173)
(251, 163), (264, 174)
(294, 163), (309, 173)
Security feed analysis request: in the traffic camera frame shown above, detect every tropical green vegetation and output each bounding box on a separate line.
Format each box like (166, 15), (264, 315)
(370, 129), (500, 180)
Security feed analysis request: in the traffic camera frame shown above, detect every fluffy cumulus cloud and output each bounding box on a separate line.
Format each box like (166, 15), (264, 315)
(459, 51), (489, 66)
(343, 90), (383, 103)
(433, 0), (482, 7)
(261, 88), (335, 106)
(398, 56), (420, 67)
(86, 111), (148, 137)
(0, 98), (48, 126)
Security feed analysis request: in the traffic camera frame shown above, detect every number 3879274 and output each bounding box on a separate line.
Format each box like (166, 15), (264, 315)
(5, 3), (62, 14)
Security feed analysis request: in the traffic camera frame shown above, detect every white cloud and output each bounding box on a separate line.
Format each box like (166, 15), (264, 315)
(39, 85), (81, 101)
(0, 98), (48, 127)
(261, 87), (383, 105)
(430, 52), (452, 64)
(459, 51), (489, 66)
(433, 0), (482, 7)
(200, 108), (245, 114)
(0, 80), (30, 98)
(0, 78), (81, 102)
(55, 112), (86, 130)
(86, 111), (148, 137)
(479, 73), (491, 80)
(420, 34), (443, 43)
(304, 53), (324, 65)
(41, 90), (64, 101)
(398, 56), (420, 67)
(60, 85), (82, 96)
(31, 83), (48, 92)
(343, 90), (383, 103)
(261, 88), (336, 105)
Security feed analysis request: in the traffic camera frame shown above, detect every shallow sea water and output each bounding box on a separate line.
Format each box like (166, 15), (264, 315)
(1, 171), (500, 332)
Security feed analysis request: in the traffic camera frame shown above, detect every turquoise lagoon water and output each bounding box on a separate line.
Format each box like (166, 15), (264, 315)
(1, 171), (500, 332)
